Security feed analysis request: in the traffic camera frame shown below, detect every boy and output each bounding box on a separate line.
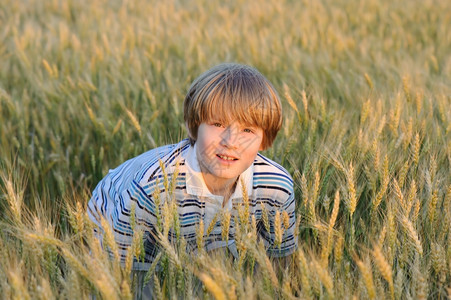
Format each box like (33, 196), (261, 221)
(87, 63), (297, 265)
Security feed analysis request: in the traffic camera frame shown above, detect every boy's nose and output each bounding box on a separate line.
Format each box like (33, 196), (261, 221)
(220, 126), (239, 148)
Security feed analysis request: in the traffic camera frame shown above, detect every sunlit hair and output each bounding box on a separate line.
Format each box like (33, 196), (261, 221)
(184, 63), (282, 150)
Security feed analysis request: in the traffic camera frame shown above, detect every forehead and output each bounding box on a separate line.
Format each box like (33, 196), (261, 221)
(203, 102), (264, 128)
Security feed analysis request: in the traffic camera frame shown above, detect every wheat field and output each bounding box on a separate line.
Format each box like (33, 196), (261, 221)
(0, 0), (450, 299)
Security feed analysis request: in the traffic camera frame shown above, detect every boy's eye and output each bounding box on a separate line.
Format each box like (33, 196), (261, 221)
(243, 128), (253, 133)
(213, 122), (223, 127)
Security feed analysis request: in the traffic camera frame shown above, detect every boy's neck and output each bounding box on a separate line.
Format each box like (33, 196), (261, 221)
(202, 173), (238, 203)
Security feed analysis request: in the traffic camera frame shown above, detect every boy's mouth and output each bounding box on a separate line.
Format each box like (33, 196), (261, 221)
(216, 154), (238, 161)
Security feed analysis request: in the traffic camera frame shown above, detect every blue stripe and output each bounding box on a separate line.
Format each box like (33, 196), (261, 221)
(253, 179), (292, 192)
(253, 172), (293, 184)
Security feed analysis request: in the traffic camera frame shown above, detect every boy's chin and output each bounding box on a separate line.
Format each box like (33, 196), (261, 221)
(210, 172), (240, 180)
(210, 166), (250, 180)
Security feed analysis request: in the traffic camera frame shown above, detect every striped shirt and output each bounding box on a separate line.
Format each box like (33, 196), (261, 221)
(87, 139), (297, 263)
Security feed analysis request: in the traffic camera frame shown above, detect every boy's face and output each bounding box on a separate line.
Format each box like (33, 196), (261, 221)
(194, 120), (263, 191)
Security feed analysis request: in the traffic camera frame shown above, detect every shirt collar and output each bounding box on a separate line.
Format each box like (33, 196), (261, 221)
(183, 143), (254, 200)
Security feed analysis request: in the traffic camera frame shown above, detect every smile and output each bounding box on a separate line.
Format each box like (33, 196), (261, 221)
(216, 154), (238, 161)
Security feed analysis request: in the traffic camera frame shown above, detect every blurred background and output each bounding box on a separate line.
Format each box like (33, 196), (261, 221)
(0, 0), (450, 298)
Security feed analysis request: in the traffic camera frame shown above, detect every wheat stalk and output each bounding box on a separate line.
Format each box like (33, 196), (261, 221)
(125, 108), (142, 134)
(415, 91), (423, 114)
(329, 190), (340, 229)
(428, 189), (438, 225)
(399, 216), (423, 256)
(112, 119), (123, 135)
(334, 234), (344, 265)
(198, 272), (226, 300)
(376, 114), (386, 138)
(99, 217), (120, 264)
(346, 162), (357, 217)
(301, 90), (309, 119)
(263, 253), (279, 288)
(120, 279), (132, 300)
(85, 103), (97, 125)
(8, 267), (31, 300)
(312, 171), (320, 205)
(300, 173), (308, 206)
(60, 247), (91, 281)
(239, 178), (250, 231)
(445, 185), (451, 220)
(297, 248), (312, 297)
(284, 83), (299, 114)
(260, 203), (270, 233)
(373, 156), (389, 211)
(403, 118), (413, 149)
(274, 210), (283, 249)
(196, 219), (204, 251)
(364, 74), (374, 90)
(144, 79), (156, 108)
(372, 139), (380, 171)
(412, 196), (421, 223)
(411, 133), (421, 166)
(152, 179), (163, 232)
(412, 253), (428, 299)
(372, 245), (394, 300)
(429, 155), (437, 183)
(206, 212), (219, 236)
(398, 160), (409, 188)
(221, 210), (231, 243)
(42, 59), (54, 77)
(378, 225), (387, 246)
(162, 201), (173, 237)
(3, 177), (23, 224)
(311, 257), (334, 298)
(430, 243), (447, 284)
(360, 98), (371, 124)
(321, 190), (340, 266)
(153, 274), (163, 300)
(407, 179), (417, 216)
(392, 178), (406, 212)
(355, 255), (376, 299)
(282, 211), (290, 230)
(157, 231), (182, 268)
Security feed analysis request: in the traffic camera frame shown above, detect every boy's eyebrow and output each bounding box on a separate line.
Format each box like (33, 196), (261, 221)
(243, 123), (259, 128)
(206, 113), (261, 129)
(237, 121), (260, 128)
(208, 119), (259, 128)
(207, 119), (226, 125)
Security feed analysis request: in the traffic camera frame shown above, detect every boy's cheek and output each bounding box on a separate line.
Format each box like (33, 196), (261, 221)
(246, 135), (261, 146)
(238, 134), (263, 151)
(201, 142), (217, 157)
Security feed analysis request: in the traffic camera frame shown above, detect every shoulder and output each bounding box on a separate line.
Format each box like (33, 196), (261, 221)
(99, 139), (190, 188)
(254, 153), (292, 180)
(252, 153), (294, 204)
(134, 139), (190, 184)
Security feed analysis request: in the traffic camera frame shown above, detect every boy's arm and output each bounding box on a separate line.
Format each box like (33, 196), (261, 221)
(86, 174), (137, 263)
(89, 176), (160, 263)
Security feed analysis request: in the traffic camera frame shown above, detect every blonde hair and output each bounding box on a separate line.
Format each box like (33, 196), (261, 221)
(183, 63), (282, 150)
